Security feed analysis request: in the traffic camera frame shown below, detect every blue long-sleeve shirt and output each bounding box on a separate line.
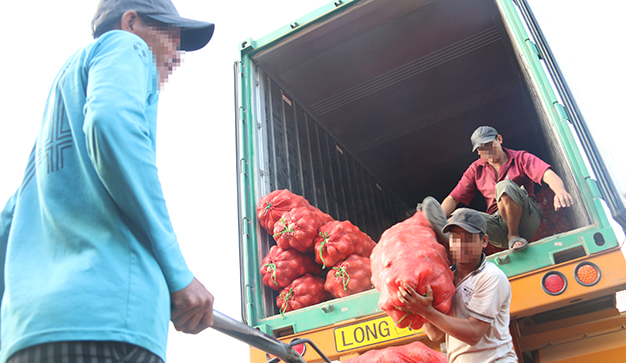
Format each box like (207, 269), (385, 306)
(0, 30), (193, 362)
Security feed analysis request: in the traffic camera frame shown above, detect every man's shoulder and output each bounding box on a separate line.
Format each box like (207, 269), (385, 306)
(88, 30), (148, 57)
(506, 148), (539, 161)
(96, 30), (144, 45)
(85, 31), (152, 70)
(480, 261), (509, 282)
(465, 157), (486, 172)
(484, 260), (503, 271)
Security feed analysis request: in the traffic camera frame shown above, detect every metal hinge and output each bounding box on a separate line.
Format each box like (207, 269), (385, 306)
(527, 40), (543, 60)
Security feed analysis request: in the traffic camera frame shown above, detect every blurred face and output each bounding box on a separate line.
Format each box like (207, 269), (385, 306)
(130, 14), (182, 86)
(449, 226), (487, 265)
(477, 135), (503, 163)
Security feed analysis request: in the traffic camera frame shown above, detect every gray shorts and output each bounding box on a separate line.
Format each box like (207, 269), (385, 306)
(455, 180), (542, 248)
(7, 341), (163, 363)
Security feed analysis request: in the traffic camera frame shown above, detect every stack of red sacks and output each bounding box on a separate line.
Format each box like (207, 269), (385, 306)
(371, 211), (455, 330)
(258, 190), (375, 316)
(342, 341), (448, 363)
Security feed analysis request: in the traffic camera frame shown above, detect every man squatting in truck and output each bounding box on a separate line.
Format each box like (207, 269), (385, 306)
(424, 125), (573, 252)
(0, 1), (215, 362)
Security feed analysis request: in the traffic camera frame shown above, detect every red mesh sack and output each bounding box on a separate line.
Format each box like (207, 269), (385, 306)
(551, 210), (572, 234)
(530, 217), (552, 242)
(536, 186), (555, 215)
(371, 211), (454, 330)
(257, 190), (312, 233)
(261, 245), (321, 290)
(314, 220), (376, 269)
(311, 207), (334, 224)
(276, 274), (328, 316)
(324, 254), (373, 299)
(343, 341), (448, 363)
(273, 207), (326, 253)
(530, 187), (572, 242)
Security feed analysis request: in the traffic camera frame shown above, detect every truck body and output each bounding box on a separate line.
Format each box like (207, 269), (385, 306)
(235, 0), (626, 361)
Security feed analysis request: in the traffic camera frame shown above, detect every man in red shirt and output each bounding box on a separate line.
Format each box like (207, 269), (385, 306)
(426, 126), (573, 252)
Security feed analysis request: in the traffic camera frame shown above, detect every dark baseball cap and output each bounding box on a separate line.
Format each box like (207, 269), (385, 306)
(442, 209), (487, 235)
(92, 0), (215, 52)
(470, 126), (498, 152)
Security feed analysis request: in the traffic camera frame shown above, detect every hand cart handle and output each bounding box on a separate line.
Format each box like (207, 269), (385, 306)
(211, 311), (307, 363)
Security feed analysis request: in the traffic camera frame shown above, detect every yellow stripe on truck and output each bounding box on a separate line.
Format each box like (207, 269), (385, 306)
(333, 315), (423, 352)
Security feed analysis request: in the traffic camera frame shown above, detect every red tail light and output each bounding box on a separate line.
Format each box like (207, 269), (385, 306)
(290, 338), (306, 356)
(542, 271), (567, 295)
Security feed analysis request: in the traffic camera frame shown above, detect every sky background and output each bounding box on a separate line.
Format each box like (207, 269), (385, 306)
(0, 1), (624, 362)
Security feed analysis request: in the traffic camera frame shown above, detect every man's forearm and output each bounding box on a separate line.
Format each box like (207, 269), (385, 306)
(441, 195), (459, 217)
(422, 308), (489, 346)
(542, 169), (567, 193)
(542, 169), (574, 210)
(422, 322), (445, 342)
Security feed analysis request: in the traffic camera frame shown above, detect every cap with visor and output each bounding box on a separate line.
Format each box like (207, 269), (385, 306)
(92, 0), (215, 51)
(442, 208), (487, 235)
(470, 126), (499, 152)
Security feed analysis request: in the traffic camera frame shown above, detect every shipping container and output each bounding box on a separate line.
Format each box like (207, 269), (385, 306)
(235, 0), (626, 361)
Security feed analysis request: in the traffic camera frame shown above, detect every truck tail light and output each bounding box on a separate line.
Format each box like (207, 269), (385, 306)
(542, 271), (567, 295)
(575, 262), (601, 286)
(290, 338), (306, 356)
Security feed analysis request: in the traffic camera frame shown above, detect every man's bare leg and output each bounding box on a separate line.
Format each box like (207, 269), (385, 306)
(497, 193), (524, 249)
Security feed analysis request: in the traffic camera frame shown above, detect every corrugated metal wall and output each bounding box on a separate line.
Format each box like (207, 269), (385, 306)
(261, 75), (410, 242)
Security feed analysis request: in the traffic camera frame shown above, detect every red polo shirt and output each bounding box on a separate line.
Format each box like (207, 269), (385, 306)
(450, 148), (551, 214)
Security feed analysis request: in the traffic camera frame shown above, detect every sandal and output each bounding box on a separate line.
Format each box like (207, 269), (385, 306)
(509, 236), (528, 251)
(422, 197), (449, 244)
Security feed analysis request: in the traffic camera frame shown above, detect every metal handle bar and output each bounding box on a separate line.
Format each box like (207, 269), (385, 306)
(266, 339), (332, 363)
(211, 311), (307, 363)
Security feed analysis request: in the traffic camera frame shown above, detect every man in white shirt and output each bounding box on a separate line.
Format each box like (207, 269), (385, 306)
(397, 208), (518, 362)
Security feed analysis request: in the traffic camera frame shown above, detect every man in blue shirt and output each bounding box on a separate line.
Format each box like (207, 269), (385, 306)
(0, 1), (215, 362)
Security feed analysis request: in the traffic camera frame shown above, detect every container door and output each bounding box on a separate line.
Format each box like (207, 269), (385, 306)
(507, 0), (626, 231)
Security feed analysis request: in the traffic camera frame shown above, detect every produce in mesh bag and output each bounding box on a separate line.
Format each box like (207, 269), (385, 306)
(311, 207), (334, 224)
(261, 245), (321, 290)
(273, 207), (326, 253)
(342, 341), (448, 363)
(257, 189), (311, 233)
(530, 187), (572, 242)
(371, 211), (454, 330)
(551, 211), (571, 234)
(324, 254), (373, 299)
(530, 216), (552, 242)
(276, 274), (328, 317)
(314, 220), (376, 269)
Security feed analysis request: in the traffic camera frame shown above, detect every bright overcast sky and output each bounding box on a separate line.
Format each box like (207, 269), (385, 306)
(0, 1), (624, 362)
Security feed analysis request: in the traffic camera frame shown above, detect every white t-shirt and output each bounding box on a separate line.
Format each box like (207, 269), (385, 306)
(446, 257), (518, 363)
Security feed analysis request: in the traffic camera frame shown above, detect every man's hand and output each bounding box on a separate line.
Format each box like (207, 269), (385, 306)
(396, 283), (434, 316)
(553, 190), (573, 211)
(542, 169), (574, 211)
(170, 277), (214, 334)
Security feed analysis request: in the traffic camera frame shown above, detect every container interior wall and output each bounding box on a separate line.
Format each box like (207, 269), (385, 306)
(258, 72), (411, 236)
(253, 66), (411, 318)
